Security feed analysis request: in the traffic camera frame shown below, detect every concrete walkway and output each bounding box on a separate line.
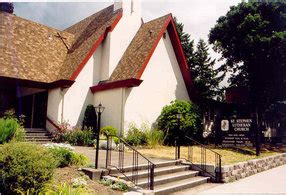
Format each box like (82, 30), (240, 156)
(74, 146), (168, 168)
(200, 164), (286, 194)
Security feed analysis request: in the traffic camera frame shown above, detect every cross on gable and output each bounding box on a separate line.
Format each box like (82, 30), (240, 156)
(55, 32), (69, 51)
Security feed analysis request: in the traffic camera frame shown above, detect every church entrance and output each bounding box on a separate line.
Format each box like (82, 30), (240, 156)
(18, 91), (48, 128)
(0, 86), (48, 129)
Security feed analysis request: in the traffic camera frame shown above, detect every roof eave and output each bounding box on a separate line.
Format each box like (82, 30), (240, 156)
(90, 78), (143, 93)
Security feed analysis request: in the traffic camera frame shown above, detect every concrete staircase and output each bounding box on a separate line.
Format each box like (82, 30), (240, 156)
(25, 128), (53, 144)
(104, 160), (209, 194)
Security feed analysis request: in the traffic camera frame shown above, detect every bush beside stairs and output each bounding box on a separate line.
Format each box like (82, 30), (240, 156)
(103, 160), (210, 194)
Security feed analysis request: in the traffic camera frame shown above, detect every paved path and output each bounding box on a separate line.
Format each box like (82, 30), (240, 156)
(74, 146), (168, 168)
(200, 164), (286, 194)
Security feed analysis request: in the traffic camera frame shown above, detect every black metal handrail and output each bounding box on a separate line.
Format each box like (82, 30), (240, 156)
(105, 135), (155, 190)
(177, 135), (222, 182)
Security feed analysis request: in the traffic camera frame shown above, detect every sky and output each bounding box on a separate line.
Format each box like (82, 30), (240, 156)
(13, 0), (242, 86)
(14, 0), (241, 43)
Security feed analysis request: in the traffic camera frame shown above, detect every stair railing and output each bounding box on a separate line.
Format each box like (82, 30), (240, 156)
(176, 135), (222, 182)
(105, 135), (155, 190)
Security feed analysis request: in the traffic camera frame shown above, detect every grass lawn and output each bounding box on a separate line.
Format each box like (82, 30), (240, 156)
(135, 145), (284, 165)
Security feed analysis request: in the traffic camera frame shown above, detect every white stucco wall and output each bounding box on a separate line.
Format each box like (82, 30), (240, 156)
(46, 46), (102, 128)
(124, 30), (190, 130)
(94, 88), (125, 134)
(100, 0), (142, 80)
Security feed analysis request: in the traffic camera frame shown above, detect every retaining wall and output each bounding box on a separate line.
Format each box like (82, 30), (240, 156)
(221, 153), (286, 183)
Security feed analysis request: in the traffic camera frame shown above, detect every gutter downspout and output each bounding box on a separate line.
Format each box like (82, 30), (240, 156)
(60, 88), (65, 123)
(120, 87), (126, 137)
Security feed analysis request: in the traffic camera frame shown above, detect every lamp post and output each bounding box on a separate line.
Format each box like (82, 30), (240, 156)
(176, 113), (183, 159)
(94, 103), (105, 169)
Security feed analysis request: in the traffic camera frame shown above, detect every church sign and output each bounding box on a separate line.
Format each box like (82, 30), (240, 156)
(221, 118), (254, 147)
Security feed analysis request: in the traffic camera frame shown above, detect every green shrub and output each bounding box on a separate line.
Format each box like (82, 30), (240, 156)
(157, 100), (202, 145)
(100, 126), (118, 136)
(49, 147), (88, 167)
(145, 129), (165, 147)
(40, 182), (92, 194)
(12, 126), (26, 142)
(82, 104), (97, 132)
(68, 128), (94, 146)
(0, 109), (26, 143)
(53, 124), (94, 146)
(125, 124), (147, 146)
(0, 118), (19, 144)
(0, 142), (57, 194)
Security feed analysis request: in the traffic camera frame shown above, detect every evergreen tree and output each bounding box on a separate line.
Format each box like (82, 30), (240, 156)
(174, 17), (195, 68)
(174, 16), (224, 100)
(192, 39), (225, 99)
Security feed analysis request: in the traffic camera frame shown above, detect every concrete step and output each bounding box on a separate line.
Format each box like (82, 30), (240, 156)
(25, 135), (52, 138)
(26, 132), (51, 136)
(108, 160), (182, 175)
(110, 165), (190, 180)
(153, 176), (209, 195)
(26, 138), (52, 142)
(25, 128), (47, 132)
(137, 170), (199, 188)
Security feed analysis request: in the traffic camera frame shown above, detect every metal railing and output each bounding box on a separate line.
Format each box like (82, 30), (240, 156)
(175, 135), (222, 182)
(105, 135), (155, 190)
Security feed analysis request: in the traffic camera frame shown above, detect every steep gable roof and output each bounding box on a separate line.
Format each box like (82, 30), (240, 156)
(0, 5), (122, 86)
(91, 14), (196, 100)
(61, 5), (122, 81)
(0, 11), (74, 83)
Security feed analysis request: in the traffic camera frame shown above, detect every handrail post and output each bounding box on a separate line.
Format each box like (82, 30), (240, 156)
(216, 157), (222, 183)
(150, 164), (155, 190)
(105, 135), (109, 169)
(175, 138), (178, 160)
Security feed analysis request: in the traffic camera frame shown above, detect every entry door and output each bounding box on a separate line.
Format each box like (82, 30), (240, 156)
(18, 91), (48, 128)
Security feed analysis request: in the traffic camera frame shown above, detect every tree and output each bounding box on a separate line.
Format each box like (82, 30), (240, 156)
(209, 2), (286, 109)
(156, 100), (202, 145)
(209, 2), (286, 154)
(192, 39), (225, 99)
(174, 17), (195, 69)
(174, 17), (224, 100)
(82, 104), (97, 133)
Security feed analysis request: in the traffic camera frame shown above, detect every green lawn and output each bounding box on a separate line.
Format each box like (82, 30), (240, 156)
(135, 145), (283, 165)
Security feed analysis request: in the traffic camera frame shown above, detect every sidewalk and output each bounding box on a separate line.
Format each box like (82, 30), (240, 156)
(201, 164), (286, 194)
(74, 146), (168, 168)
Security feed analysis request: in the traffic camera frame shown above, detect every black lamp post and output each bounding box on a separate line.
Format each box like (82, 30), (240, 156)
(94, 103), (105, 169)
(176, 113), (183, 159)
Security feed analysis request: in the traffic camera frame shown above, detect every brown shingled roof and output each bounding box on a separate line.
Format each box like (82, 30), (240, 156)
(109, 14), (171, 82)
(0, 11), (74, 83)
(92, 14), (197, 100)
(61, 5), (122, 80)
(0, 5), (122, 85)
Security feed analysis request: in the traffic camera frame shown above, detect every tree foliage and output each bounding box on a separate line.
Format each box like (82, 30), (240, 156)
(174, 17), (195, 67)
(157, 100), (202, 145)
(193, 39), (225, 99)
(174, 17), (224, 99)
(209, 2), (286, 107)
(82, 104), (97, 131)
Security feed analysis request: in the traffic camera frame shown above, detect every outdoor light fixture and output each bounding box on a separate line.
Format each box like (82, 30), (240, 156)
(94, 103), (105, 169)
(176, 113), (183, 119)
(95, 103), (105, 114)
